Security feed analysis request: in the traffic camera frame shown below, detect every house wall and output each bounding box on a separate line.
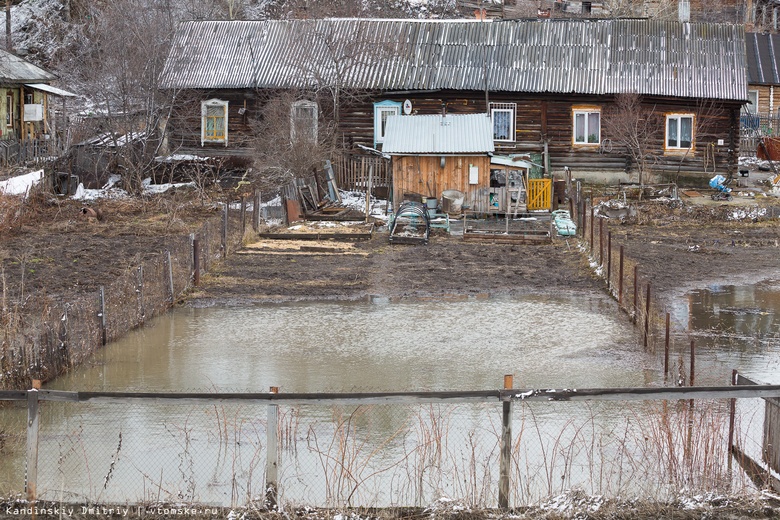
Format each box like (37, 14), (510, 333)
(392, 155), (491, 212)
(170, 89), (741, 182)
(165, 89), (258, 155)
(749, 84), (775, 116)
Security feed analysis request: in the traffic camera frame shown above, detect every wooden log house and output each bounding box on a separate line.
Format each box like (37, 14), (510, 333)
(159, 18), (748, 188)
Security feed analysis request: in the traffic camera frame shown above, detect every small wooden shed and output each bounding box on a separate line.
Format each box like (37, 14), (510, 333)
(383, 113), (495, 212)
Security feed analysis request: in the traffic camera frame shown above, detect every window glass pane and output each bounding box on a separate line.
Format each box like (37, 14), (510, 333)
(667, 117), (678, 147)
(575, 113), (585, 142)
(493, 110), (512, 140)
(680, 117), (692, 148)
(380, 108), (398, 139)
(206, 106), (223, 117)
(587, 112), (600, 143)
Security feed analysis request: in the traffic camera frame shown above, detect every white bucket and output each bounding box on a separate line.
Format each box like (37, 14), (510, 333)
(441, 189), (465, 214)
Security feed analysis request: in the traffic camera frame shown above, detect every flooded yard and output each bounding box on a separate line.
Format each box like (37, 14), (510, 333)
(1, 284), (779, 507)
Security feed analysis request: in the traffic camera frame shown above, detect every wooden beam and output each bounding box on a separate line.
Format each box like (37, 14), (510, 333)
(16, 384), (780, 406)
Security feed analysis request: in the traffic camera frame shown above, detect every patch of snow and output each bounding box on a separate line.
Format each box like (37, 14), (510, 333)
(0, 169), (43, 196)
(142, 178), (195, 194)
(540, 491), (605, 515)
(728, 207), (767, 221)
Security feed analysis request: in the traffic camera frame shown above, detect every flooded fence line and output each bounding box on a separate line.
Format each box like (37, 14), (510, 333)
(0, 200), (255, 390)
(0, 380), (776, 508)
(580, 199), (693, 382)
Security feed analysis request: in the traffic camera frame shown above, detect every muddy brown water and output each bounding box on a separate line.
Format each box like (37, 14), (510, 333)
(1, 286), (778, 506)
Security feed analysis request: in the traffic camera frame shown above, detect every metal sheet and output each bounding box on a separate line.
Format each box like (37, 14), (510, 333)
(382, 113), (494, 155)
(160, 18), (747, 101)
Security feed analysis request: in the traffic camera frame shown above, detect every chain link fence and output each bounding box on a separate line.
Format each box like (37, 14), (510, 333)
(0, 384), (775, 509)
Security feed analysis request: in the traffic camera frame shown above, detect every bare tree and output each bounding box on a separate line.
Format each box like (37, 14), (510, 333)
(54, 0), (178, 192)
(602, 93), (660, 186)
(251, 91), (341, 192)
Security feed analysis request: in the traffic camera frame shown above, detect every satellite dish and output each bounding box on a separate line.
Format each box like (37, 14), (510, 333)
(403, 99), (412, 115)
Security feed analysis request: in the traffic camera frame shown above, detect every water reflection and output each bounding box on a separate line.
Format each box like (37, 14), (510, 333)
(47, 295), (651, 393)
(683, 279), (780, 384)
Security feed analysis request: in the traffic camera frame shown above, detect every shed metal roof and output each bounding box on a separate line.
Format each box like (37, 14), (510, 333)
(382, 113), (494, 155)
(746, 32), (780, 85)
(160, 18), (747, 101)
(0, 50), (56, 83)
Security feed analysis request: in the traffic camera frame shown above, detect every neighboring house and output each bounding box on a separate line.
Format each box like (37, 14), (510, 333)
(0, 49), (75, 142)
(745, 32), (780, 117)
(159, 18), (747, 184)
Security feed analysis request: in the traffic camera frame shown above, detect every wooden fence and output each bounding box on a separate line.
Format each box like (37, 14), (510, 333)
(2, 381), (777, 509)
(334, 154), (391, 193)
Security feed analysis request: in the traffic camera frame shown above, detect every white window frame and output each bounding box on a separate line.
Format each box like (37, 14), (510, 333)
(290, 99), (319, 143)
(572, 108), (601, 145)
(201, 98), (228, 146)
(666, 113), (695, 150)
(373, 101), (402, 147)
(490, 102), (516, 142)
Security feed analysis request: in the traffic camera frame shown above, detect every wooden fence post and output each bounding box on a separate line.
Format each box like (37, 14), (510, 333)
(266, 386), (279, 510)
(618, 246), (624, 310)
(240, 196), (247, 237)
(607, 231), (612, 290)
(25, 381), (41, 503)
(644, 282), (651, 349)
(137, 266), (145, 326)
(599, 218), (604, 265)
(633, 266), (639, 324)
(166, 251), (174, 303)
(590, 204), (594, 253)
(222, 203), (228, 258)
(581, 201), (587, 240)
(193, 239), (200, 287)
(98, 286), (106, 346)
(498, 374), (513, 509)
(664, 312), (670, 380)
(253, 190), (261, 232)
(728, 369), (737, 474)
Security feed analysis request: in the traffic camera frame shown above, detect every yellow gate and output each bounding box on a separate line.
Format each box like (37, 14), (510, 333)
(527, 178), (552, 210)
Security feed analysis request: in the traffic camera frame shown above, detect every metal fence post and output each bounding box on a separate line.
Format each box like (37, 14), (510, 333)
(266, 386), (279, 509)
(498, 375), (513, 509)
(26, 382), (41, 503)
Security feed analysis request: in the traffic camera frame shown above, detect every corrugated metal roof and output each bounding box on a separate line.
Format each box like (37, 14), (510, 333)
(160, 18), (747, 101)
(25, 83), (77, 97)
(746, 32), (780, 85)
(382, 113), (494, 154)
(0, 50), (55, 83)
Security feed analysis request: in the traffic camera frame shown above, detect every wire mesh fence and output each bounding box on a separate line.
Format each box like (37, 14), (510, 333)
(0, 385), (776, 509)
(0, 205), (247, 391)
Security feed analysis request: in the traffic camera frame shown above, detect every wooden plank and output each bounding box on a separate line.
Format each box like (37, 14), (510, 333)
(44, 384), (780, 406)
(732, 444), (780, 493)
(257, 232), (372, 241)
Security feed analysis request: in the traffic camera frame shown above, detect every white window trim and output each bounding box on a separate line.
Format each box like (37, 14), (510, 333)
(374, 103), (401, 147)
(666, 113), (695, 150)
(572, 109), (601, 145)
(201, 98), (228, 146)
(489, 102), (516, 142)
(290, 99), (319, 143)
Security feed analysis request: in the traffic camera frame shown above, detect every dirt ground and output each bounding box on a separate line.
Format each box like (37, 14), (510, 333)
(0, 193), (221, 303)
(3, 182), (780, 310)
